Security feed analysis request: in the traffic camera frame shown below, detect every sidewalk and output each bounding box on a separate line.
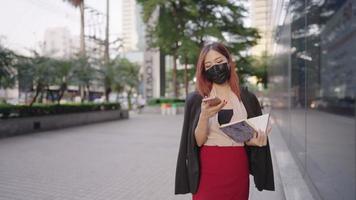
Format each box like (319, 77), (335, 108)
(255, 114), (315, 200)
(0, 110), (314, 200)
(248, 116), (286, 199)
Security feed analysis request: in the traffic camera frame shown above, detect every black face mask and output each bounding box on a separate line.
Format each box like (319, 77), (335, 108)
(204, 62), (230, 84)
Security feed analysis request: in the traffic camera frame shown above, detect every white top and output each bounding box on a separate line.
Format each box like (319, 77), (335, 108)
(203, 87), (248, 146)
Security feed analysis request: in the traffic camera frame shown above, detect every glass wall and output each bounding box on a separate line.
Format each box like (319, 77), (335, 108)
(268, 0), (356, 199)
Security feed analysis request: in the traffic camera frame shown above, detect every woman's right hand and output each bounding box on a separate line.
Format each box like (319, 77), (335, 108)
(200, 96), (227, 119)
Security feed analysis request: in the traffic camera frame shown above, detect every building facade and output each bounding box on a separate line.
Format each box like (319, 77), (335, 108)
(121, 0), (145, 52)
(42, 27), (76, 58)
(268, 0), (355, 199)
(249, 0), (272, 56)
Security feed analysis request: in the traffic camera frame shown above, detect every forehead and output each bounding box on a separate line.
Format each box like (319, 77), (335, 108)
(204, 49), (226, 63)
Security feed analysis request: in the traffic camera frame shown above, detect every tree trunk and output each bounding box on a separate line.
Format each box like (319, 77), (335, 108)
(79, 1), (86, 57)
(39, 91), (44, 104)
(127, 89), (132, 110)
(172, 53), (177, 98)
(57, 82), (67, 104)
(29, 83), (42, 107)
(104, 0), (110, 63)
(105, 86), (111, 102)
(184, 56), (188, 97)
(103, 0), (111, 102)
(80, 85), (85, 103)
(48, 88), (55, 103)
(86, 84), (91, 101)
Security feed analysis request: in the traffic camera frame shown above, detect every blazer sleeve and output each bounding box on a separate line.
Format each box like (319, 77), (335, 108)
(248, 92), (275, 191)
(174, 92), (194, 194)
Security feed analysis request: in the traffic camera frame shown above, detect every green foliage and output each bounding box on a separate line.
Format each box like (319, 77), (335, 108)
(248, 51), (269, 88)
(1, 42), (141, 104)
(99, 57), (140, 94)
(177, 37), (200, 65)
(13, 52), (87, 105)
(137, 0), (260, 62)
(71, 56), (97, 88)
(166, 67), (196, 88)
(137, 0), (261, 94)
(0, 46), (17, 89)
(0, 102), (120, 119)
(97, 57), (140, 109)
(147, 97), (185, 106)
(52, 59), (74, 85)
(116, 58), (140, 90)
(31, 55), (57, 88)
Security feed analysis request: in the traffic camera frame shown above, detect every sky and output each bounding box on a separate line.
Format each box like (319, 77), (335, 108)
(0, 0), (122, 55)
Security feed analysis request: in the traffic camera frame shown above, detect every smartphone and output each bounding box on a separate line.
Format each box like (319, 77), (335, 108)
(202, 96), (222, 106)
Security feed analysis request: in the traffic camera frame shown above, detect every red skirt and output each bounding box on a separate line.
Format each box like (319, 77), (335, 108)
(192, 145), (249, 200)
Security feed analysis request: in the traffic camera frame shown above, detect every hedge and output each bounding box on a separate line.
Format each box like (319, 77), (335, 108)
(147, 98), (185, 106)
(0, 102), (121, 119)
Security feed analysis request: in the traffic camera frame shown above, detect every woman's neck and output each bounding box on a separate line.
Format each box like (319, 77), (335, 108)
(212, 82), (231, 96)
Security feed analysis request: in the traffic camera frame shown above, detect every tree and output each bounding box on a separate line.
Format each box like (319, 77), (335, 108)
(178, 37), (200, 96)
(250, 51), (269, 89)
(137, 0), (260, 97)
(52, 59), (74, 104)
(137, 0), (188, 98)
(71, 56), (96, 102)
(99, 59), (116, 102)
(118, 58), (140, 110)
(0, 46), (16, 90)
(15, 53), (57, 106)
(99, 57), (140, 108)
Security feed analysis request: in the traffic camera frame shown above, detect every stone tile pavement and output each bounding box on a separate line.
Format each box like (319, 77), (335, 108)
(0, 111), (307, 200)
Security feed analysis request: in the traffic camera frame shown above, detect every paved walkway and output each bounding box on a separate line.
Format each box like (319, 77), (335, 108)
(0, 111), (288, 200)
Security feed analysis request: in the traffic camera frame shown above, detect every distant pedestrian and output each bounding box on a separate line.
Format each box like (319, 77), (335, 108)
(136, 95), (146, 114)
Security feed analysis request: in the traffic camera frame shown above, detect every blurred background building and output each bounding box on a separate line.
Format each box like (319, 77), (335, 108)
(121, 0), (144, 52)
(249, 0), (272, 56)
(42, 27), (76, 59)
(267, 0), (355, 199)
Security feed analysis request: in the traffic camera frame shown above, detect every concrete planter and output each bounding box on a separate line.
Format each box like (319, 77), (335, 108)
(143, 105), (185, 115)
(0, 109), (129, 139)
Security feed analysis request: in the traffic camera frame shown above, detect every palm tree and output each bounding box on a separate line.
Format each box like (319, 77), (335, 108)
(63, 0), (86, 56)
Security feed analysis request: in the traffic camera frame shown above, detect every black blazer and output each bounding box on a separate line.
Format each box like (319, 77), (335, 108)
(174, 86), (275, 195)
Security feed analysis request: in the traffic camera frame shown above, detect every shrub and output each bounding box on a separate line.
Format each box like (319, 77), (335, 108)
(147, 98), (185, 106)
(0, 102), (121, 119)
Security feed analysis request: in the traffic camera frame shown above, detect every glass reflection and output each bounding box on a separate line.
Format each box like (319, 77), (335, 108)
(268, 0), (355, 199)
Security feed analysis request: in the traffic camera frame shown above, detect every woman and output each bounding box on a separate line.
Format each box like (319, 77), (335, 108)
(174, 42), (274, 200)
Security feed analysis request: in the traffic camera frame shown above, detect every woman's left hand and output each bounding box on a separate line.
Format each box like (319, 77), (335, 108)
(245, 120), (272, 147)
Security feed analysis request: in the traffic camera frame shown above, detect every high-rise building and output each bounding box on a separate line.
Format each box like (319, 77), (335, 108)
(121, 0), (145, 52)
(249, 0), (272, 56)
(121, 1), (165, 99)
(42, 27), (76, 58)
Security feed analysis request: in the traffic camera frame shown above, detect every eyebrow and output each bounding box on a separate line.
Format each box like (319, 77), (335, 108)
(204, 56), (223, 65)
